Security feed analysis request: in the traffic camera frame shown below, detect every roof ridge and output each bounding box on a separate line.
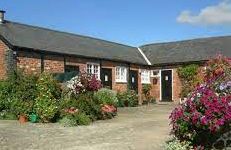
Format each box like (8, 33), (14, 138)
(5, 20), (136, 49)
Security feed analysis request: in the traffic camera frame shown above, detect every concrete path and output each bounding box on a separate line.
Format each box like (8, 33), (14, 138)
(0, 104), (175, 150)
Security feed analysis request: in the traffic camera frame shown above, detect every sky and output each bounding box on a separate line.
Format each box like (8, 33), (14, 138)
(0, 0), (231, 46)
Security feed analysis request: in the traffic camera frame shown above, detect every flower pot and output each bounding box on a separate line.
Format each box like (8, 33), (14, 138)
(19, 115), (28, 124)
(29, 114), (38, 123)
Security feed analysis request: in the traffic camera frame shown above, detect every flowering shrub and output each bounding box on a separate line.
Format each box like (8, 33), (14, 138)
(34, 73), (60, 122)
(67, 73), (102, 94)
(117, 90), (139, 107)
(64, 107), (79, 114)
(59, 105), (91, 126)
(142, 84), (152, 102)
(101, 104), (117, 119)
(164, 138), (193, 150)
(177, 64), (199, 98)
(170, 56), (231, 149)
(94, 88), (118, 105)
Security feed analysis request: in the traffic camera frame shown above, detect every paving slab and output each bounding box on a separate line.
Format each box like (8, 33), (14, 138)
(0, 104), (176, 150)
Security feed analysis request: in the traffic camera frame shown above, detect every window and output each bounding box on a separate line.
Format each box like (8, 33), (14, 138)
(151, 70), (160, 77)
(141, 70), (151, 84)
(115, 66), (127, 82)
(65, 65), (79, 73)
(87, 63), (100, 79)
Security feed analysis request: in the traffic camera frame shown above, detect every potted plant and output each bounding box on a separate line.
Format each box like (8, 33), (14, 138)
(142, 84), (152, 104)
(19, 114), (28, 123)
(29, 113), (38, 123)
(11, 99), (31, 124)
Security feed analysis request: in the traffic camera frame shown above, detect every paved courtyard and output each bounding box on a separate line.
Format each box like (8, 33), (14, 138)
(0, 103), (175, 150)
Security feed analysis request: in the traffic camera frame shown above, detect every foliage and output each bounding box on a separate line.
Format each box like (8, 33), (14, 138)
(0, 71), (38, 115)
(74, 92), (102, 120)
(59, 116), (77, 127)
(142, 84), (152, 101)
(0, 111), (17, 120)
(10, 97), (33, 116)
(67, 73), (102, 94)
(177, 64), (199, 98)
(117, 90), (139, 107)
(60, 92), (102, 121)
(59, 106), (91, 126)
(170, 56), (231, 149)
(0, 81), (10, 111)
(178, 64), (199, 81)
(34, 73), (60, 122)
(75, 112), (91, 125)
(164, 138), (193, 150)
(94, 88), (118, 105)
(101, 104), (117, 119)
(203, 55), (231, 82)
(60, 89), (117, 121)
(142, 96), (156, 105)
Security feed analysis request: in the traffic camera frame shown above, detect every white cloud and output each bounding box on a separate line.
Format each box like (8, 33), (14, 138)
(177, 0), (231, 26)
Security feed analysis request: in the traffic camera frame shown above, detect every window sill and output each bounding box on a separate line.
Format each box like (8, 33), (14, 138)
(142, 82), (151, 84)
(115, 80), (127, 83)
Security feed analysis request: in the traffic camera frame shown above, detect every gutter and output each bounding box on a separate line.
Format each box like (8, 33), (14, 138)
(137, 47), (152, 65)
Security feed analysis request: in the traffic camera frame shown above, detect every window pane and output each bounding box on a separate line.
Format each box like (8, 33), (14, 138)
(141, 70), (150, 83)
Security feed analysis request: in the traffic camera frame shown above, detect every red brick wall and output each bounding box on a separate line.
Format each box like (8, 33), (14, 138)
(44, 54), (64, 73)
(172, 68), (182, 101)
(16, 52), (141, 97)
(0, 40), (7, 80)
(148, 67), (183, 102)
(150, 76), (161, 101)
(17, 51), (41, 74)
(101, 61), (128, 93)
(65, 56), (87, 72)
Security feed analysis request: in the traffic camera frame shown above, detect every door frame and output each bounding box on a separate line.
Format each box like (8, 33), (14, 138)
(101, 68), (112, 89)
(129, 70), (139, 93)
(160, 69), (173, 101)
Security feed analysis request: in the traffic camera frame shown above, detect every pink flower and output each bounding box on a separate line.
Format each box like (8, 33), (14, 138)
(200, 116), (208, 125)
(101, 105), (117, 113)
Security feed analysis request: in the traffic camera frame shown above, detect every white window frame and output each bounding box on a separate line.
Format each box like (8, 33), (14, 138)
(141, 69), (151, 84)
(86, 63), (100, 80)
(115, 66), (127, 83)
(151, 70), (160, 77)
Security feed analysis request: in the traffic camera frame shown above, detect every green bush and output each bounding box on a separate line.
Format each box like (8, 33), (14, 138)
(0, 71), (37, 115)
(177, 64), (199, 98)
(178, 64), (199, 81)
(94, 88), (118, 105)
(75, 112), (91, 125)
(59, 116), (77, 127)
(74, 92), (101, 120)
(59, 111), (91, 126)
(117, 90), (138, 107)
(60, 92), (102, 120)
(10, 97), (33, 116)
(0, 111), (17, 120)
(0, 81), (10, 111)
(34, 73), (60, 122)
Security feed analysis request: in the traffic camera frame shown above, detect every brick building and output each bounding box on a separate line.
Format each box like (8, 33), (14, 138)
(0, 10), (230, 103)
